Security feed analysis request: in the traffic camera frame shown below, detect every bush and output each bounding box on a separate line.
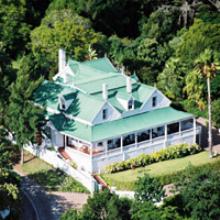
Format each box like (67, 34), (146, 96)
(135, 174), (165, 203)
(105, 144), (201, 173)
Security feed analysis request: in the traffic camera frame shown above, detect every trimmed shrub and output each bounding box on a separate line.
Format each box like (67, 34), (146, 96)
(105, 143), (201, 173)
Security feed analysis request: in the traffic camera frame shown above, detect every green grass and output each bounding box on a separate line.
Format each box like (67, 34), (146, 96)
(101, 151), (220, 190)
(21, 151), (88, 193)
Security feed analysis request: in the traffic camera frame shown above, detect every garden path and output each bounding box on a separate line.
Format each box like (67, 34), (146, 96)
(14, 167), (89, 220)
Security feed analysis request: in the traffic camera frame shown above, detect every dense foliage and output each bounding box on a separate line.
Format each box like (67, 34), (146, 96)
(0, 128), (21, 218)
(134, 174), (165, 203)
(0, 0), (219, 218)
(105, 143), (201, 173)
(62, 163), (220, 220)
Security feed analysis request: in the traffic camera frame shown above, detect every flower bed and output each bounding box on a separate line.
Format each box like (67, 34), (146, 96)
(105, 143), (201, 173)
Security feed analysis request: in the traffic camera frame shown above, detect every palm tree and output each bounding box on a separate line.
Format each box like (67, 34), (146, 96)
(185, 49), (218, 157)
(87, 44), (98, 60)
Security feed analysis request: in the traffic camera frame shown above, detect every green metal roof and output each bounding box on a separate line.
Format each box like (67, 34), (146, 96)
(49, 107), (193, 142)
(76, 75), (137, 94)
(34, 57), (193, 142)
(49, 114), (92, 141)
(91, 107), (193, 141)
(67, 58), (119, 86)
(33, 80), (104, 122)
(82, 57), (118, 73)
(65, 92), (104, 122)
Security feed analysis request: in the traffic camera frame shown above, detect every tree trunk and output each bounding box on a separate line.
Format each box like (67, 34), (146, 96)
(20, 146), (24, 165)
(207, 77), (213, 157)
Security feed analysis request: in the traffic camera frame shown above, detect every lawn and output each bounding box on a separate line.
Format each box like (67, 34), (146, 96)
(21, 151), (88, 193)
(101, 151), (220, 190)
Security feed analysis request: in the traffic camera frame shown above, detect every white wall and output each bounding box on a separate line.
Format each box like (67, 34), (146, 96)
(121, 89), (171, 118)
(92, 130), (195, 173)
(117, 97), (129, 110)
(92, 102), (121, 124)
(24, 144), (97, 193)
(51, 129), (64, 147)
(65, 147), (93, 173)
(141, 90), (170, 112)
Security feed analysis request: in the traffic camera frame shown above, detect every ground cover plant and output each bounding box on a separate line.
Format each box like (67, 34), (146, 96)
(105, 143), (201, 174)
(102, 151), (220, 190)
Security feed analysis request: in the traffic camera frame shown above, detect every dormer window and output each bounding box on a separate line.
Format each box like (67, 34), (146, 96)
(128, 99), (133, 110)
(59, 96), (66, 110)
(102, 108), (108, 120)
(152, 96), (157, 107)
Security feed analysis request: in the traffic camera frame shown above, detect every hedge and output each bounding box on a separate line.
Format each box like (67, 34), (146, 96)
(105, 143), (201, 173)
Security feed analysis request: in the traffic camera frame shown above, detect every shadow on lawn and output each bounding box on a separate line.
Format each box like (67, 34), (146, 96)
(28, 169), (66, 191)
(24, 155), (36, 164)
(27, 168), (88, 193)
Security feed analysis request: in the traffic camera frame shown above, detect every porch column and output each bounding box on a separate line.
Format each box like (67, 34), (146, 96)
(193, 118), (197, 144)
(104, 141), (108, 154)
(164, 125), (167, 149)
(179, 121), (182, 135)
(90, 144), (93, 157)
(120, 136), (123, 153)
(121, 136), (125, 161)
(150, 129), (152, 143)
(135, 133), (138, 148)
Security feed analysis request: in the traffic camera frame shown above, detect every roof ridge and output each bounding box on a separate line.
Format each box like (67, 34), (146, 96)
(76, 73), (121, 87)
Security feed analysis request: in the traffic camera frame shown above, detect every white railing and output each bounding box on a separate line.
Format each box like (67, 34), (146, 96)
(24, 144), (97, 193)
(65, 146), (91, 159)
(93, 128), (196, 160)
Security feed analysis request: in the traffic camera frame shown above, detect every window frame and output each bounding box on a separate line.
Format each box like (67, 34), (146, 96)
(152, 96), (157, 107)
(102, 108), (108, 120)
(128, 98), (133, 110)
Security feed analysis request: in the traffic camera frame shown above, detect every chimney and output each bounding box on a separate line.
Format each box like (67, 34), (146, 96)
(126, 76), (132, 93)
(120, 66), (125, 75)
(58, 48), (66, 73)
(102, 83), (108, 101)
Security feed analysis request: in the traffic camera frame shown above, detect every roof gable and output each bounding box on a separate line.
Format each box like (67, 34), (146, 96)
(33, 80), (105, 123)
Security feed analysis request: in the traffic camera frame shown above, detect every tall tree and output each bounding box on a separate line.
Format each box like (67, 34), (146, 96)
(0, 127), (20, 216)
(7, 58), (45, 164)
(185, 49), (219, 156)
(31, 9), (106, 77)
(157, 58), (186, 101)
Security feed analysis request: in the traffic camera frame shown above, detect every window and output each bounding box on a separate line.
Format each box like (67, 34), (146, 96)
(152, 126), (164, 138)
(59, 97), (66, 110)
(137, 130), (150, 143)
(123, 134), (135, 146)
(97, 142), (103, 147)
(152, 96), (157, 107)
(107, 138), (120, 150)
(181, 119), (193, 131)
(128, 99), (133, 110)
(168, 122), (179, 135)
(102, 108), (108, 120)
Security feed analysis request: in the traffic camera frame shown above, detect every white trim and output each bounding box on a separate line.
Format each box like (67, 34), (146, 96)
(91, 102), (107, 124)
(164, 124), (167, 148)
(62, 132), (92, 145)
(140, 89), (171, 111)
(46, 107), (60, 114)
(63, 113), (92, 126)
(193, 118), (196, 143)
(140, 88), (156, 109)
(92, 116), (194, 143)
(91, 101), (121, 125)
(92, 128), (197, 159)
